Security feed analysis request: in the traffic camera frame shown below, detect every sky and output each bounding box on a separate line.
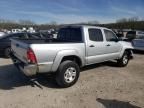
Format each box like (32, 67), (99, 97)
(0, 0), (144, 24)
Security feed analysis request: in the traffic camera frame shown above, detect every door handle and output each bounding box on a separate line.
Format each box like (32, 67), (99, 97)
(106, 44), (111, 46)
(89, 45), (95, 47)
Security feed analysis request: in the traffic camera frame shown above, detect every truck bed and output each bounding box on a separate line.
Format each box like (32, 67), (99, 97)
(11, 38), (84, 65)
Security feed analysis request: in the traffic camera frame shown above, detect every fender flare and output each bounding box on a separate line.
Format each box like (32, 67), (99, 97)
(51, 50), (83, 72)
(119, 48), (133, 59)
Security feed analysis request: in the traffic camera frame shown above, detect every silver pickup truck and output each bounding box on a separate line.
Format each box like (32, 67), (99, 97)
(11, 25), (133, 87)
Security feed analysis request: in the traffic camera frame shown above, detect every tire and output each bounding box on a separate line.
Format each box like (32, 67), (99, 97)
(4, 47), (11, 58)
(117, 51), (129, 67)
(56, 60), (80, 88)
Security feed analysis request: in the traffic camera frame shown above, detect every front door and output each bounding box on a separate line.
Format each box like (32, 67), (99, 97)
(103, 29), (122, 60)
(87, 28), (107, 64)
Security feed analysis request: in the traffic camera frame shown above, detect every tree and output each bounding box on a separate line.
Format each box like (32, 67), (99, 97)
(18, 20), (35, 25)
(49, 21), (57, 25)
(128, 17), (139, 22)
(116, 18), (128, 23)
(87, 20), (99, 24)
(0, 18), (16, 24)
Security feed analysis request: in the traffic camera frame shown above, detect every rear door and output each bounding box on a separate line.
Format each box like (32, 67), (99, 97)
(87, 28), (107, 64)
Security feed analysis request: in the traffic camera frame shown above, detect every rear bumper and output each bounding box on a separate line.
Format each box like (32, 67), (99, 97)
(11, 54), (38, 76)
(18, 64), (37, 76)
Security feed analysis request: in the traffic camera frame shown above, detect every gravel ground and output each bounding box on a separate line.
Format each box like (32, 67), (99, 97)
(0, 54), (144, 108)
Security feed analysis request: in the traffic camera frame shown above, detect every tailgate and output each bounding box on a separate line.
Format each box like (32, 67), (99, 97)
(11, 39), (29, 64)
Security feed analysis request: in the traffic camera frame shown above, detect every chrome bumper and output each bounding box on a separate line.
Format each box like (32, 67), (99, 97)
(11, 54), (38, 76)
(18, 64), (37, 76)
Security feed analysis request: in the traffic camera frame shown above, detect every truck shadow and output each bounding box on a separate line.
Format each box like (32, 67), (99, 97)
(0, 61), (120, 90)
(82, 61), (118, 72)
(96, 98), (141, 108)
(0, 64), (59, 90)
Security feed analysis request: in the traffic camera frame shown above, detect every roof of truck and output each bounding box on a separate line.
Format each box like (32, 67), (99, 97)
(63, 25), (107, 29)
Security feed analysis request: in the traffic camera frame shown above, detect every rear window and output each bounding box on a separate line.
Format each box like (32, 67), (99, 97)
(57, 28), (82, 42)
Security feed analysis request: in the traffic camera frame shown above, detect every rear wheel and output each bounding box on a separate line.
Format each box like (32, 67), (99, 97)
(117, 51), (129, 67)
(56, 60), (80, 88)
(4, 47), (11, 58)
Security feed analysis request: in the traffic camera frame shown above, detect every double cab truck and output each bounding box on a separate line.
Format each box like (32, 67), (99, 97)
(11, 25), (133, 88)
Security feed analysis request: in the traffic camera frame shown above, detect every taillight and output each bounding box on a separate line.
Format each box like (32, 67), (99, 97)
(27, 49), (37, 64)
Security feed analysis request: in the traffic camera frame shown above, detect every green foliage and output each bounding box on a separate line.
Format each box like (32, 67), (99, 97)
(0, 19), (144, 31)
(99, 21), (144, 30)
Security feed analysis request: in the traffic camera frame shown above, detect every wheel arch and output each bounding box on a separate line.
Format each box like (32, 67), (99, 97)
(61, 55), (82, 67)
(120, 48), (133, 59)
(51, 50), (83, 72)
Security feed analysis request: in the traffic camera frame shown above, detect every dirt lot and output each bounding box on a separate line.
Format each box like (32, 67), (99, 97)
(0, 54), (144, 108)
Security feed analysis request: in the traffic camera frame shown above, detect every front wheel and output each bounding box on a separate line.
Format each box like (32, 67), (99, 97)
(56, 60), (80, 88)
(117, 51), (129, 67)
